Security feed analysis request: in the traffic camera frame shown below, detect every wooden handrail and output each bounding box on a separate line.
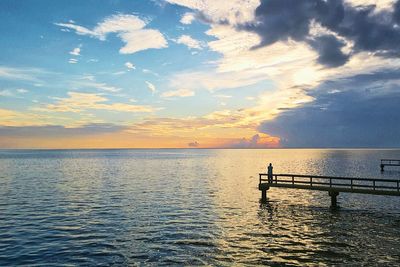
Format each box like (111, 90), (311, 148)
(381, 159), (400, 164)
(259, 173), (400, 183)
(259, 173), (400, 192)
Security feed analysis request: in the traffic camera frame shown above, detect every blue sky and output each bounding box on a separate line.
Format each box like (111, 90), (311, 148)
(1, 0), (400, 148)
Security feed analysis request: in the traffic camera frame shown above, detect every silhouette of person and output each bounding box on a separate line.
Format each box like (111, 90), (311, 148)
(267, 163), (273, 183)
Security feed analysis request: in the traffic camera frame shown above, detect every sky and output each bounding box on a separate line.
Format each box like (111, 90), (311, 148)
(1, 0), (400, 148)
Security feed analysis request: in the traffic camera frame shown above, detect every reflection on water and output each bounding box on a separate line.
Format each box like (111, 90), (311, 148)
(0, 149), (400, 265)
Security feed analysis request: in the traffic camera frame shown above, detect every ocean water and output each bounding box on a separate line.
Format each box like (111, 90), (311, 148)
(0, 149), (400, 266)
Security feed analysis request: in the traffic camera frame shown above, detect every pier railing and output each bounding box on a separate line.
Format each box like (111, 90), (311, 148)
(259, 173), (400, 196)
(381, 159), (400, 166)
(258, 173), (400, 207)
(258, 163), (400, 207)
(380, 159), (400, 171)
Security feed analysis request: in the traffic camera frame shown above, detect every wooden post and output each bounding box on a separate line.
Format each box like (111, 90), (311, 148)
(261, 189), (267, 203)
(329, 191), (339, 208)
(259, 183), (269, 203)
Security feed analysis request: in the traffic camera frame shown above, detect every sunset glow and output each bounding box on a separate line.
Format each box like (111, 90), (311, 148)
(1, 0), (400, 148)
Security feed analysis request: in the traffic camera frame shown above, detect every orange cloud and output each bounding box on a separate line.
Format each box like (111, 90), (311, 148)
(38, 92), (155, 113)
(219, 133), (280, 148)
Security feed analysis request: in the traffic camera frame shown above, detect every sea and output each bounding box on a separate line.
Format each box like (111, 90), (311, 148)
(0, 149), (400, 266)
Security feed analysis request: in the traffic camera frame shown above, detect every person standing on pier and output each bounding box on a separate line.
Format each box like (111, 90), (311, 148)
(267, 163), (273, 183)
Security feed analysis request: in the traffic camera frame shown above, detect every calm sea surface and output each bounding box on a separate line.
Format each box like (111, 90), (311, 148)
(1, 149), (400, 266)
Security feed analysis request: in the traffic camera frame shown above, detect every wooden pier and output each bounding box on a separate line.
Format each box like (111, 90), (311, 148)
(259, 168), (400, 207)
(380, 159), (400, 171)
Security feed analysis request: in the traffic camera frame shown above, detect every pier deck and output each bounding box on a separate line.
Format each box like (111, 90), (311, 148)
(259, 173), (400, 207)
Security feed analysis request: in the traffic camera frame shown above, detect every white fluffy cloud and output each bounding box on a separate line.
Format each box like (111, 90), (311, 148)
(168, 0), (389, 25)
(56, 14), (168, 54)
(176, 35), (204, 50)
(69, 47), (81, 56)
(166, 0), (259, 24)
(180, 12), (196, 24)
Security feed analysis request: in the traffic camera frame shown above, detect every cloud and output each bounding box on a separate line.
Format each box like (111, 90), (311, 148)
(393, 1), (400, 22)
(222, 133), (280, 148)
(125, 61), (136, 70)
(0, 88), (28, 97)
(0, 66), (45, 82)
(56, 14), (168, 54)
(308, 34), (350, 67)
(169, 68), (268, 92)
(188, 141), (199, 147)
(0, 108), (18, 118)
(126, 110), (248, 136)
(112, 71), (126, 75)
(0, 123), (126, 137)
(17, 88), (28, 93)
(142, 68), (159, 76)
(69, 47), (81, 56)
(68, 58), (78, 64)
(242, 0), (400, 67)
(214, 94), (232, 98)
(55, 23), (99, 37)
(0, 108), (53, 127)
(145, 81), (156, 94)
(164, 0), (400, 145)
(180, 12), (196, 24)
(166, 0), (259, 24)
(86, 82), (120, 92)
(346, 0), (395, 10)
(72, 79), (121, 92)
(176, 35), (204, 50)
(0, 90), (14, 97)
(259, 69), (400, 147)
(39, 92), (154, 113)
(161, 89), (194, 98)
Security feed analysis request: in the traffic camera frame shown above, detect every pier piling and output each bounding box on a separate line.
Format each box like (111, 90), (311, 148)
(259, 183), (269, 203)
(329, 191), (339, 208)
(261, 189), (267, 203)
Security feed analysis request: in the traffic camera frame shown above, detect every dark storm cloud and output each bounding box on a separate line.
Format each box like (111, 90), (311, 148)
(248, 0), (317, 46)
(0, 123), (127, 137)
(308, 34), (349, 67)
(394, 1), (400, 23)
(259, 70), (400, 147)
(242, 0), (400, 67)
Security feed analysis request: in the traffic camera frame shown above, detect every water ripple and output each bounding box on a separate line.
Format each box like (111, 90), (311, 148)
(1, 149), (400, 265)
